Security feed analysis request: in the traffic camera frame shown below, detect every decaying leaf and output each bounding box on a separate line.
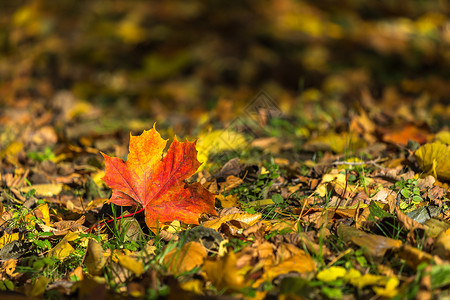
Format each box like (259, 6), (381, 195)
(102, 127), (217, 232)
(337, 224), (402, 260)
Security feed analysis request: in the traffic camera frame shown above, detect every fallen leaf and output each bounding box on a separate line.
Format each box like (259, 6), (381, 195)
(316, 266), (347, 282)
(432, 228), (450, 260)
(216, 194), (240, 208)
(383, 124), (432, 146)
(196, 129), (247, 171)
(202, 213), (262, 231)
(253, 252), (316, 287)
(118, 255), (144, 276)
(337, 224), (402, 260)
(20, 183), (63, 197)
(398, 244), (433, 268)
(415, 142), (450, 181)
(304, 133), (366, 153)
(435, 130), (450, 144)
(84, 239), (105, 276)
(164, 241), (207, 274)
(30, 276), (50, 297)
(48, 231), (79, 260)
(203, 252), (246, 291)
(102, 127), (217, 232)
(395, 206), (426, 231)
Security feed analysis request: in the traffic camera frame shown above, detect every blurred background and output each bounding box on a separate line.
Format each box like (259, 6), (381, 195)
(0, 0), (449, 138)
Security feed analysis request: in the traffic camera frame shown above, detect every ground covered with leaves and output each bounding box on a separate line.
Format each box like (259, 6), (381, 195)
(1, 1), (450, 299)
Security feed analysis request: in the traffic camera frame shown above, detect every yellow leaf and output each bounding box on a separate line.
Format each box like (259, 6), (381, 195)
(21, 183), (63, 197)
(398, 244), (433, 268)
(164, 241), (206, 275)
(0, 141), (23, 162)
(203, 252), (246, 291)
(253, 252), (316, 287)
(180, 279), (204, 295)
(316, 266), (347, 282)
(435, 131), (450, 144)
(349, 274), (385, 289)
(118, 255), (144, 276)
(202, 213), (262, 231)
(343, 268), (362, 281)
(30, 276), (50, 297)
(0, 232), (24, 248)
(84, 239), (105, 276)
(304, 133), (366, 153)
(196, 130), (247, 171)
(48, 232), (79, 260)
(216, 194), (240, 208)
(373, 276), (399, 298)
(35, 204), (51, 226)
(415, 142), (450, 180)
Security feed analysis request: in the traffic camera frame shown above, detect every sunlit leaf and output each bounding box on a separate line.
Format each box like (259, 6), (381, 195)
(102, 126), (217, 232)
(415, 142), (450, 180)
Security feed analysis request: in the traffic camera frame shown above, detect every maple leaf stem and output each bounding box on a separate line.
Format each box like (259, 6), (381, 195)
(85, 207), (146, 233)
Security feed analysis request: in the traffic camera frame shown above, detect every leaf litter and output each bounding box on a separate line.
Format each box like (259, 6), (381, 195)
(0, 2), (450, 300)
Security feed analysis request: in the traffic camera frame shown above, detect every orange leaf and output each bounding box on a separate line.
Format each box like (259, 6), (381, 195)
(102, 127), (217, 232)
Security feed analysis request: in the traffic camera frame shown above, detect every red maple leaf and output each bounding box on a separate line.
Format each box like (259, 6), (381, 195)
(101, 127), (217, 232)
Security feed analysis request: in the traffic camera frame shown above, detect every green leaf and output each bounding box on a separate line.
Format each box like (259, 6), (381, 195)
(431, 265), (450, 289)
(272, 194), (284, 204)
(401, 189), (411, 198)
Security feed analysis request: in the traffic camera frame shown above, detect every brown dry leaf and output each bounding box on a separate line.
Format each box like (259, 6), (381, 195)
(252, 251), (316, 288)
(337, 224), (402, 260)
(219, 175), (243, 192)
(203, 251), (246, 291)
(164, 241), (207, 274)
(275, 243), (304, 263)
(52, 216), (86, 235)
(84, 239), (105, 276)
(395, 206), (425, 231)
(256, 241), (275, 266)
(202, 213), (262, 231)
